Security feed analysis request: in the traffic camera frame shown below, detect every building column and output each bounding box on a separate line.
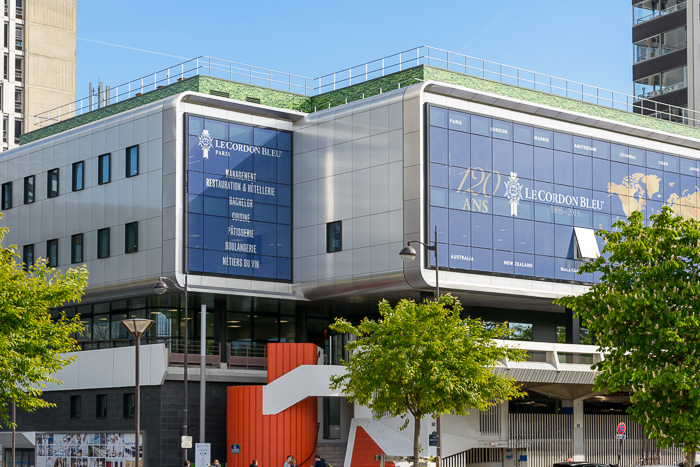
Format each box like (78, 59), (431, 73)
(573, 400), (584, 461)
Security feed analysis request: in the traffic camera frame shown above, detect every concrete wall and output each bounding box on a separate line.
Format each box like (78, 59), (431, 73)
(25, 0), (76, 132)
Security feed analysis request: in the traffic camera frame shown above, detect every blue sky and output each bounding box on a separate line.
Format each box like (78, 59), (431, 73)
(77, 1), (631, 101)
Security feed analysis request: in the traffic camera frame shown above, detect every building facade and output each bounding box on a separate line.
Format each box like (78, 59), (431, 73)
(1, 48), (699, 467)
(0, 0), (76, 150)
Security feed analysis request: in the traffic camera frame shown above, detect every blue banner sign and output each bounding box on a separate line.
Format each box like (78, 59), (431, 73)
(186, 115), (292, 281)
(427, 105), (700, 282)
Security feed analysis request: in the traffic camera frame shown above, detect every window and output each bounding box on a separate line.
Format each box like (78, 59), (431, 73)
(96, 394), (107, 418)
(126, 145), (138, 177)
(23, 175), (33, 204)
(71, 234), (83, 264)
(14, 56), (22, 81)
(3, 23), (6, 48)
(1, 181), (10, 209)
(22, 244), (33, 270)
(97, 228), (110, 259)
(14, 24), (22, 50)
(47, 168), (59, 197)
(634, 65), (688, 99)
(634, 26), (687, 64)
(15, 0), (22, 19)
(2, 115), (6, 143)
(98, 153), (110, 184)
(46, 239), (58, 268)
(3, 0), (6, 16)
(125, 222), (138, 254)
(13, 118), (21, 143)
(70, 395), (81, 419)
(326, 221), (342, 253)
(72, 161), (84, 191)
(573, 227), (600, 260)
(123, 393), (135, 418)
(634, 0), (686, 25)
(3, 53), (6, 80)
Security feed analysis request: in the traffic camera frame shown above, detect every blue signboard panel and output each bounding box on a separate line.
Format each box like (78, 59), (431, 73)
(186, 115), (292, 281)
(427, 105), (700, 283)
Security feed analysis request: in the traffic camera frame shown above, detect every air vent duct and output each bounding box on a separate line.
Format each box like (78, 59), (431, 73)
(209, 90), (230, 98)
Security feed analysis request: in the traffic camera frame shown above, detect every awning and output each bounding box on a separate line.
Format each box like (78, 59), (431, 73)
(0, 432), (36, 449)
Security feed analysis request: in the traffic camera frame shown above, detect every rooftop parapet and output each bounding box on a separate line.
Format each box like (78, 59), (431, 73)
(21, 46), (700, 145)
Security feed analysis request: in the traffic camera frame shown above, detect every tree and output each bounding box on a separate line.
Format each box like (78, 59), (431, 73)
(0, 220), (88, 427)
(555, 207), (700, 467)
(329, 295), (526, 465)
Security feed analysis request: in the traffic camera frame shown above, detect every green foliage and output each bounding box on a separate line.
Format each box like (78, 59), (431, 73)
(0, 221), (88, 428)
(330, 295), (525, 462)
(555, 207), (700, 456)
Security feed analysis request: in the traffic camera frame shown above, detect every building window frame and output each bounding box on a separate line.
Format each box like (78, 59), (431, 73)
(1, 181), (11, 209)
(23, 175), (34, 204)
(126, 145), (139, 177)
(96, 394), (107, 418)
(14, 24), (22, 50)
(72, 161), (84, 192)
(125, 222), (138, 254)
(69, 395), (81, 419)
(48, 168), (59, 198)
(98, 153), (111, 185)
(326, 221), (342, 253)
(123, 393), (135, 418)
(71, 233), (84, 264)
(97, 228), (110, 259)
(22, 244), (33, 270)
(13, 118), (21, 144)
(46, 239), (58, 268)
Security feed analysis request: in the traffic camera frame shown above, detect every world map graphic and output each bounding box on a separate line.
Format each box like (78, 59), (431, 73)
(608, 173), (700, 218)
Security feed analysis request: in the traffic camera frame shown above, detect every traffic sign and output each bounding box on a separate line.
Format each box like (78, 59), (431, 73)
(616, 422), (626, 435)
(181, 436), (193, 449)
(615, 434), (626, 440)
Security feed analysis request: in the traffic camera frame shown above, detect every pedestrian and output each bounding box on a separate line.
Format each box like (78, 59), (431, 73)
(284, 455), (293, 467)
(207, 460), (221, 467)
(184, 461), (191, 467)
(313, 456), (326, 467)
(250, 459), (258, 467)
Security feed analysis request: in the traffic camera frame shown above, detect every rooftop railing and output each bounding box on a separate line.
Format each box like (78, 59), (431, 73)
(32, 45), (700, 130)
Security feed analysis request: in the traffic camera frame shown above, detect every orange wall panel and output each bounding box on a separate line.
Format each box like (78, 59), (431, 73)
(228, 344), (320, 467)
(351, 426), (394, 467)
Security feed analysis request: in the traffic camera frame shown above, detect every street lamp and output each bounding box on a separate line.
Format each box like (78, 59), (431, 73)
(399, 225), (441, 467)
(399, 225), (440, 300)
(153, 275), (189, 462)
(121, 318), (155, 467)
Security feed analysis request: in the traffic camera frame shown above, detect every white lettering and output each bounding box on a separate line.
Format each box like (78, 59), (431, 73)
(574, 143), (597, 152)
(227, 226), (255, 238)
(490, 126), (508, 135)
(620, 152), (637, 160)
(534, 135), (550, 143)
(450, 254), (474, 262)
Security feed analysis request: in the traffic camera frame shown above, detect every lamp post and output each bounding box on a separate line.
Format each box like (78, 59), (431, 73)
(153, 275), (189, 463)
(399, 225), (440, 300)
(399, 225), (441, 467)
(121, 318), (155, 467)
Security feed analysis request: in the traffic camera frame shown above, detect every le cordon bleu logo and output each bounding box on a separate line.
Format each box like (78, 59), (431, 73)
(503, 172), (523, 216)
(198, 129), (213, 159)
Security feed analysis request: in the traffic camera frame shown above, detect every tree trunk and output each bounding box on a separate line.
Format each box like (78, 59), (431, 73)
(413, 415), (422, 467)
(685, 449), (695, 467)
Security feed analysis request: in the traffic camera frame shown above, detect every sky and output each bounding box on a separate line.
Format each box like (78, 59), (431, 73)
(76, 1), (632, 102)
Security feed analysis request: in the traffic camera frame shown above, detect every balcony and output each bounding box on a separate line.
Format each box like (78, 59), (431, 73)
(78, 336), (268, 370)
(634, 0), (686, 25)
